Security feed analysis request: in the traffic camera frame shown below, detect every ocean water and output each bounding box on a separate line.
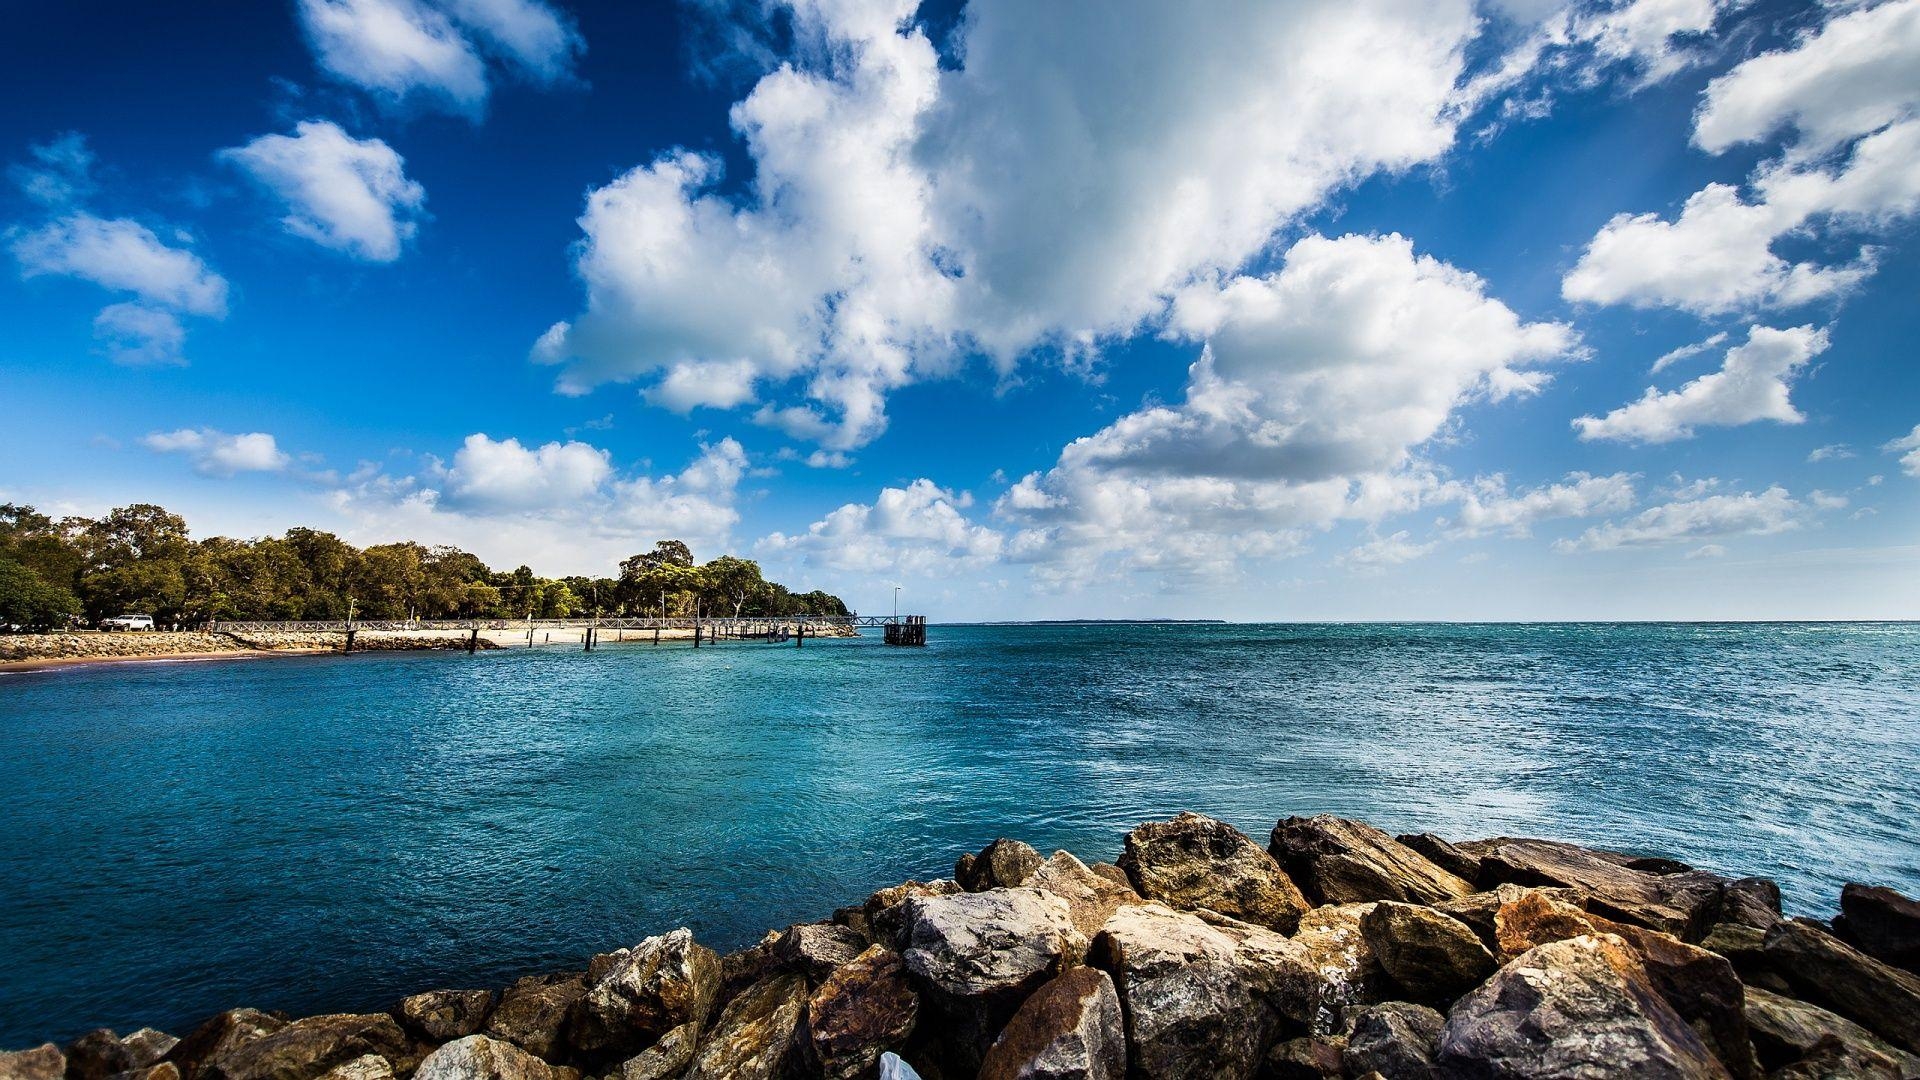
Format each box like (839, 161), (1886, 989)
(1, 622), (1917, 1046)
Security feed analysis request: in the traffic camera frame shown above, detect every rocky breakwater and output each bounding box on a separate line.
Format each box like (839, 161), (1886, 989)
(6, 811), (1920, 1080)
(0, 630), (499, 666)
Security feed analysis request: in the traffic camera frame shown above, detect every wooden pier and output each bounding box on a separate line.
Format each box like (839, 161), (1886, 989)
(212, 614), (930, 650)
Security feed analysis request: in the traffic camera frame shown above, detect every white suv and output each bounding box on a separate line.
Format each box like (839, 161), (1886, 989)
(101, 614), (156, 631)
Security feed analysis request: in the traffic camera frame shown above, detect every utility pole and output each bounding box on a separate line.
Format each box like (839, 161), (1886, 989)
(893, 586), (901, 620)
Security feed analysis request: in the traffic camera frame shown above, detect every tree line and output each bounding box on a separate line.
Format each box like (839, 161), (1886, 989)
(0, 502), (849, 629)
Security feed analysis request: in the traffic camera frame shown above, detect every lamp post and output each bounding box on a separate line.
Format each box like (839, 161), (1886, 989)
(893, 586), (900, 620)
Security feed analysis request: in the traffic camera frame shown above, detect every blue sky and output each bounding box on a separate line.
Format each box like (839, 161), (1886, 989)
(2, 0), (1916, 620)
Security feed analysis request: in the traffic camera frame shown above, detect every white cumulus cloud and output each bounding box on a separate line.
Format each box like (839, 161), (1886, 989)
(1574, 324), (1829, 443)
(1556, 482), (1809, 551)
(442, 434), (612, 512)
(11, 212), (228, 316)
(1886, 424), (1920, 477)
(93, 303), (188, 367)
(222, 121), (427, 262)
(144, 429), (291, 477)
(297, 0), (580, 116)
(1447, 471), (1639, 537)
(760, 479), (1004, 577)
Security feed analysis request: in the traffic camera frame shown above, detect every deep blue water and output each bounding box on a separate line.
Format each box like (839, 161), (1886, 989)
(2, 622), (1918, 1047)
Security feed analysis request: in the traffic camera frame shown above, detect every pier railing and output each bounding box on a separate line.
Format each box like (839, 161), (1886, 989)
(209, 615), (904, 632)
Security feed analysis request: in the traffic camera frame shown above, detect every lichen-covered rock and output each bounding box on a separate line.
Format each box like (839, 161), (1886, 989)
(1834, 883), (1920, 976)
(1270, 816), (1474, 908)
(957, 839), (1045, 892)
(902, 888), (1084, 1069)
(1742, 986), (1920, 1078)
(775, 922), (868, 983)
(1344, 1002), (1443, 1080)
(164, 1011), (288, 1080)
(1118, 812), (1310, 933)
(804, 946), (919, 1080)
(977, 967), (1125, 1080)
(682, 974), (808, 1080)
(573, 929), (720, 1057)
(197, 1014), (409, 1080)
(1089, 903), (1315, 1079)
(614, 1023), (697, 1080)
(1286, 903), (1392, 1034)
(394, 991), (496, 1043)
(1437, 935), (1730, 1079)
(1433, 885), (1588, 958)
(483, 974), (586, 1062)
(1762, 919), (1920, 1053)
(1361, 903), (1497, 1005)
(1028, 851), (1143, 940)
(412, 1036), (552, 1080)
(311, 1057), (391, 1080)
(866, 880), (964, 949)
(0, 1044), (64, 1080)
(1462, 838), (1727, 940)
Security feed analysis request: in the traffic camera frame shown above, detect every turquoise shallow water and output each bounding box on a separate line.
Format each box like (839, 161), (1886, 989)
(2, 622), (1918, 1046)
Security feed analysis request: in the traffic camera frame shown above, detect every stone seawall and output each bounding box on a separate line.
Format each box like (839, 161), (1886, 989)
(4, 812), (1917, 1080)
(0, 631), (494, 666)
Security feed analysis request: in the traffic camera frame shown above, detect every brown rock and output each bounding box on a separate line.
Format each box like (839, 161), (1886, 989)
(977, 967), (1125, 1080)
(1438, 935), (1730, 1079)
(1088, 864), (1131, 889)
(165, 1011), (288, 1080)
(1262, 1036), (1344, 1079)
(67, 1030), (139, 1080)
(1118, 812), (1310, 933)
(1763, 919), (1920, 1053)
(1464, 837), (1727, 940)
(120, 1035), (178, 1072)
(901, 888), (1084, 1069)
(1089, 903), (1316, 1079)
(1360, 903), (1497, 1005)
(483, 974), (586, 1062)
(1270, 816), (1472, 907)
(1344, 1001), (1443, 1080)
(573, 929), (720, 1058)
(394, 991), (496, 1043)
(1, 1044), (65, 1080)
(310, 1058), (390, 1080)
(956, 839), (1044, 892)
(106, 1065), (181, 1080)
(1769, 1035), (1908, 1079)
(865, 880), (963, 949)
(198, 1014), (408, 1080)
(1743, 986), (1920, 1078)
(805, 946), (919, 1080)
(775, 922), (868, 983)
(718, 931), (783, 1007)
(1396, 833), (1484, 885)
(683, 974), (808, 1080)
(1027, 851), (1143, 940)
(615, 1024), (697, 1080)
(1834, 883), (1920, 975)
(412, 1036), (553, 1080)
(1286, 902), (1394, 1034)
(1718, 879), (1782, 932)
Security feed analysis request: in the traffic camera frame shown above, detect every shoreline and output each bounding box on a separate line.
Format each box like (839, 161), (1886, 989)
(0, 648), (333, 674)
(3, 811), (1915, 1080)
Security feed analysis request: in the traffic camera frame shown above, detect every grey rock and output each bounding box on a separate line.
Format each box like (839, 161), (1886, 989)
(1769, 1036), (1909, 1080)
(865, 880), (964, 950)
(615, 1024), (697, 1080)
(1346, 1001), (1443, 1080)
(120, 1035), (178, 1072)
(1437, 934), (1729, 1079)
(901, 888), (1084, 1070)
(412, 1037), (552, 1080)
(1742, 986), (1920, 1078)
(1762, 920), (1920, 1054)
(774, 922), (868, 983)
(573, 929), (720, 1057)
(1287, 903), (1393, 1034)
(977, 967), (1125, 1080)
(683, 974), (808, 1080)
(1361, 903), (1497, 1005)
(394, 991), (496, 1043)
(1027, 851), (1143, 941)
(1119, 812), (1310, 933)
(1270, 816), (1473, 908)
(310, 1058), (391, 1080)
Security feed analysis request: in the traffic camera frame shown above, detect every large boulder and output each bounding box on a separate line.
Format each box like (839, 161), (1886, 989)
(977, 967), (1126, 1080)
(1028, 851), (1143, 940)
(1762, 919), (1920, 1053)
(196, 1014), (408, 1080)
(1833, 883), (1920, 975)
(1742, 986), (1920, 1078)
(1461, 838), (1726, 940)
(483, 974), (587, 1062)
(1288, 903), (1393, 1034)
(165, 1011), (288, 1080)
(1263, 1036), (1344, 1079)
(775, 922), (869, 984)
(1118, 813), (1310, 933)
(1344, 1001), (1444, 1080)
(1437, 934), (1730, 1079)
(1089, 903), (1315, 1079)
(123, 1033), (181, 1071)
(311, 1057), (391, 1080)
(1271, 816), (1473, 908)
(394, 991), (496, 1043)
(572, 929), (719, 1057)
(1360, 903), (1497, 1005)
(1396, 833), (1485, 884)
(412, 1036), (552, 1080)
(957, 839), (1045, 892)
(901, 888), (1084, 1069)
(682, 974), (808, 1080)
(1769, 1036), (1910, 1080)
(66, 1030), (140, 1080)
(0, 1044), (65, 1080)
(1717, 879), (1782, 932)
(865, 880), (964, 949)
(804, 945), (919, 1080)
